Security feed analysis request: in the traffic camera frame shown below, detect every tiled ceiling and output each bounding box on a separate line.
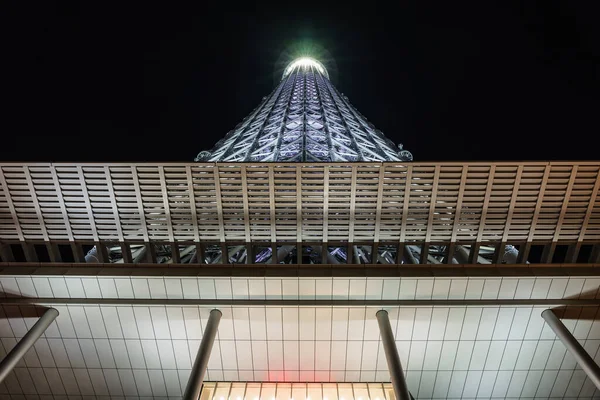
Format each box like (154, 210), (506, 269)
(0, 275), (599, 399)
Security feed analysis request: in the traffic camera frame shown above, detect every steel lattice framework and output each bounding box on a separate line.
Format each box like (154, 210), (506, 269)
(196, 58), (412, 162)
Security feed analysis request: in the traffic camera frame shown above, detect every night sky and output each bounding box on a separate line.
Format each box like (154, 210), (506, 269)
(4, 3), (600, 162)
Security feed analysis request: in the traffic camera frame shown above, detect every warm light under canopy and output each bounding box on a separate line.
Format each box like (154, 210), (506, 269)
(282, 57), (329, 79)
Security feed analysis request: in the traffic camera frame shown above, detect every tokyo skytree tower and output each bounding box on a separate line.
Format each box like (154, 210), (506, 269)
(195, 57), (413, 162)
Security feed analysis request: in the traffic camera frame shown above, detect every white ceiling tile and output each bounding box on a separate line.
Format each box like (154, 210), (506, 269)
(44, 367), (67, 395)
(549, 369), (574, 398)
(282, 308), (299, 341)
(331, 308), (348, 341)
(428, 308), (449, 340)
(231, 279), (249, 300)
(432, 370), (452, 399)
(117, 307), (139, 339)
(469, 340), (490, 370)
(345, 339), (363, 370)
(461, 369), (483, 398)
(411, 308), (432, 339)
(61, 338), (85, 368)
(499, 340), (521, 370)
(99, 307), (123, 339)
(79, 278), (101, 299)
(118, 369), (138, 396)
(15, 277), (36, 298)
(448, 279), (467, 300)
(73, 369), (95, 396)
(0, 277), (20, 297)
(48, 278), (70, 298)
(432, 279), (450, 300)
(395, 308), (414, 341)
(444, 308), (465, 340)
(315, 308), (332, 341)
(514, 278), (535, 299)
(223, 370), (239, 381)
(415, 279), (433, 300)
(235, 340), (253, 370)
(462, 279), (483, 300)
(520, 370), (544, 398)
(492, 307), (516, 340)
(514, 340), (538, 369)
(232, 308), (251, 340)
(182, 307), (202, 340)
(481, 279), (501, 300)
(265, 308), (283, 340)
(217, 308), (235, 340)
(422, 340), (442, 370)
(476, 370), (497, 398)
(28, 368), (51, 394)
(330, 341), (347, 370)
(1, 371), (21, 395)
(108, 339), (130, 368)
(546, 278), (568, 299)
(31, 278), (53, 298)
(84, 307), (108, 338)
(149, 307), (171, 340)
(124, 340), (145, 369)
(113, 279), (135, 299)
(22, 344), (41, 368)
(95, 339), (117, 368)
(381, 279), (400, 300)
(347, 308), (365, 341)
(332, 279), (349, 299)
(491, 370), (513, 398)
(132, 308), (154, 340)
(87, 368), (109, 396)
(156, 339), (176, 369)
(180, 278), (199, 299)
(131, 278), (150, 298)
(298, 308), (315, 341)
(407, 340), (426, 370)
(170, 339), (191, 369)
(404, 370), (421, 397)
(147, 279), (167, 299)
(573, 307), (597, 339)
(14, 368), (36, 395)
(298, 279), (315, 299)
(265, 279), (282, 300)
(438, 340), (458, 370)
(102, 369), (124, 396)
(582, 278), (600, 298)
(162, 369), (181, 397)
(252, 340), (268, 370)
(508, 307), (533, 340)
(198, 278), (216, 299)
(282, 279), (298, 299)
(267, 340), (284, 370)
(363, 312), (379, 341)
(498, 278), (518, 299)
(147, 369), (167, 397)
(33, 339), (55, 368)
(564, 369), (587, 397)
(164, 307), (186, 340)
(563, 278), (585, 299)
(315, 279), (332, 300)
(417, 370), (436, 398)
(97, 279), (118, 298)
(524, 307), (546, 339)
(314, 341), (330, 371)
(207, 369), (223, 382)
(349, 279), (366, 300)
(375, 370), (390, 382)
(284, 340), (299, 371)
(140, 339), (161, 369)
(131, 369), (153, 397)
(475, 308), (499, 340)
(164, 279), (183, 299)
(299, 340), (315, 371)
(248, 308), (266, 340)
(535, 369), (559, 398)
(453, 341), (474, 370)
(364, 279), (382, 301)
(239, 370), (255, 381)
(484, 340), (506, 370)
(66, 307), (92, 339)
(395, 340), (410, 367)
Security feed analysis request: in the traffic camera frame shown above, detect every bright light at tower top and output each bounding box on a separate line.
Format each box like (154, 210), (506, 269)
(282, 57), (329, 80)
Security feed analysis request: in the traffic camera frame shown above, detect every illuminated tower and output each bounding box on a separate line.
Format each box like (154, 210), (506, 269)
(195, 58), (412, 162)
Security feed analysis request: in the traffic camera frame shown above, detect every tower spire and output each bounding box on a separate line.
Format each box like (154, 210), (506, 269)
(196, 57), (412, 162)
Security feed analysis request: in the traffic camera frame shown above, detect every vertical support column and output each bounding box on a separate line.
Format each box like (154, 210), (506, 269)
(0, 308), (59, 383)
(541, 309), (600, 390)
(376, 310), (411, 400)
(183, 309), (222, 400)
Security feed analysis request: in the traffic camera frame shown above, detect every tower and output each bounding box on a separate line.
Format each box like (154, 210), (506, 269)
(195, 57), (413, 162)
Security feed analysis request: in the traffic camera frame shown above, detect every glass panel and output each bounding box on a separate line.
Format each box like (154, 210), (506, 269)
(338, 384), (353, 400)
(213, 382), (232, 400)
(276, 383), (292, 400)
(261, 383), (277, 400)
(230, 383), (246, 400)
(322, 384), (338, 400)
(201, 383), (396, 400)
(245, 383), (262, 400)
(291, 383), (307, 400)
(307, 384), (323, 400)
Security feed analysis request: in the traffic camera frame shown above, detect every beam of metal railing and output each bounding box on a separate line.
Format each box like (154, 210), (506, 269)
(0, 308), (59, 383)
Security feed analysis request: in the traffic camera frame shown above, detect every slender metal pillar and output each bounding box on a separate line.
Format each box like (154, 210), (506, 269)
(376, 310), (412, 400)
(183, 309), (222, 400)
(0, 307), (59, 383)
(542, 309), (600, 389)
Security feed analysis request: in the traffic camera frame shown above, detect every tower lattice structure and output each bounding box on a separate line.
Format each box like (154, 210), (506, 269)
(195, 58), (412, 162)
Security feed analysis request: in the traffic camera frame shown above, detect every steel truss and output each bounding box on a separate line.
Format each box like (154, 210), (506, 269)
(196, 59), (412, 162)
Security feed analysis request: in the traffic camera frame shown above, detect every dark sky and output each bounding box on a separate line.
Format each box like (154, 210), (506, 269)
(4, 2), (600, 162)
